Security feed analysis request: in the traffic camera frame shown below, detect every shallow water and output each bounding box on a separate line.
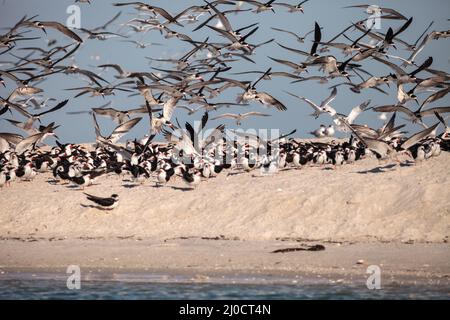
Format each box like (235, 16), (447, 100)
(0, 276), (449, 299)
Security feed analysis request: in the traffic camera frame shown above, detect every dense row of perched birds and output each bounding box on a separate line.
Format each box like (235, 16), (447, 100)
(0, 1), (449, 208)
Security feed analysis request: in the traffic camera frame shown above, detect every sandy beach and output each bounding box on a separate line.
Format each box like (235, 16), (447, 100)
(2, 0), (450, 302)
(0, 149), (449, 285)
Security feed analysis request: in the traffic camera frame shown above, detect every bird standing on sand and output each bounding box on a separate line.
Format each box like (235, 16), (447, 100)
(155, 163), (175, 187)
(332, 149), (345, 167)
(180, 168), (201, 188)
(70, 170), (105, 190)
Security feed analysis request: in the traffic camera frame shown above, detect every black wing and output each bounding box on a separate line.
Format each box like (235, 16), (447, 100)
(35, 99), (69, 117)
(182, 170), (195, 183)
(201, 111), (209, 131)
(310, 22), (321, 55)
(185, 121), (196, 143)
(84, 193), (115, 206)
(410, 56), (433, 77)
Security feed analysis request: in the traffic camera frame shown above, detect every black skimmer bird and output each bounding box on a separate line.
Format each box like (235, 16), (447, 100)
(208, 160), (224, 177)
(129, 164), (150, 184)
(180, 168), (201, 188)
(431, 139), (442, 157)
(260, 155), (278, 175)
(332, 100), (372, 132)
(6, 169), (16, 187)
(70, 170), (105, 190)
(344, 148), (357, 164)
(66, 81), (133, 99)
(242, 0), (277, 13)
(373, 105), (450, 124)
(372, 55), (433, 85)
(84, 193), (119, 210)
(211, 112), (270, 126)
(113, 2), (183, 26)
(21, 20), (83, 42)
(15, 162), (36, 181)
(271, 26), (315, 44)
(277, 152), (288, 169)
(314, 150), (328, 165)
(344, 4), (408, 21)
(53, 164), (73, 183)
(332, 149), (345, 167)
(319, 26), (374, 56)
(34, 154), (54, 173)
(274, 1), (310, 13)
(93, 113), (142, 144)
(240, 151), (259, 172)
(268, 57), (308, 75)
(380, 18), (414, 51)
(89, 105), (140, 125)
(236, 68), (287, 111)
(148, 96), (180, 134)
(80, 28), (126, 41)
(421, 87), (450, 108)
(201, 161), (213, 178)
(308, 55), (356, 79)
(155, 163), (175, 187)
(286, 88), (338, 118)
(411, 145), (426, 163)
(435, 112), (450, 142)
(331, 76), (389, 94)
(122, 40), (162, 49)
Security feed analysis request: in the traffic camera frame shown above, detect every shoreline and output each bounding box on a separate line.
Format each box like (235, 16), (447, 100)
(0, 238), (449, 286)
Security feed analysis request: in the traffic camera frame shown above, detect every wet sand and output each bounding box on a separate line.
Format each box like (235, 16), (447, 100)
(0, 238), (449, 286)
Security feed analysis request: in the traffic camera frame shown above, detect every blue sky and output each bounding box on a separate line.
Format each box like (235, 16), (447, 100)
(0, 0), (449, 143)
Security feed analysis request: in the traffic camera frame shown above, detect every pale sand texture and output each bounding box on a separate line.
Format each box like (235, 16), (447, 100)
(0, 152), (449, 242)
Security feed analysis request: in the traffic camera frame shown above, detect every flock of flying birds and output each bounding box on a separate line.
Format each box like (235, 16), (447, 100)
(0, 1), (450, 209)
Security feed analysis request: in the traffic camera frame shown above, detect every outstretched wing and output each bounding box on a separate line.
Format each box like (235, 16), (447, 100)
(347, 100), (371, 124)
(108, 117), (142, 143)
(256, 92), (287, 111)
(211, 113), (239, 120)
(373, 105), (416, 119)
(163, 96), (180, 120)
(41, 21), (83, 42)
(35, 99), (69, 117)
(322, 87), (338, 106)
(15, 132), (46, 155)
(401, 123), (439, 150)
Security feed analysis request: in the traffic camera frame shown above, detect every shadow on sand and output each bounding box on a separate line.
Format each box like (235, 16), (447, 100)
(357, 161), (415, 174)
(170, 186), (194, 192)
(122, 183), (140, 189)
